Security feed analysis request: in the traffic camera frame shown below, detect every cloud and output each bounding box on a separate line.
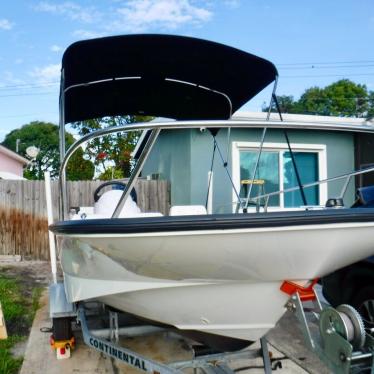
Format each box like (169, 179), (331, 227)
(72, 29), (105, 39)
(0, 19), (13, 30)
(35, 2), (100, 23)
(35, 1), (213, 37)
(30, 64), (61, 84)
(50, 44), (63, 52)
(223, 0), (240, 9)
(114, 0), (212, 32)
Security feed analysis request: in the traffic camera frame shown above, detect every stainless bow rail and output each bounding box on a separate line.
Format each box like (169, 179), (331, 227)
(58, 119), (374, 219)
(247, 165), (374, 212)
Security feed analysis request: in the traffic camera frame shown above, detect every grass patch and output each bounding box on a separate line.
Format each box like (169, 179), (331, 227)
(0, 276), (27, 320)
(0, 274), (42, 374)
(0, 337), (23, 374)
(31, 287), (42, 319)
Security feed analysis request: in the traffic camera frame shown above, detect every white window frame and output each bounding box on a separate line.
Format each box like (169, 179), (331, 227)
(232, 141), (327, 212)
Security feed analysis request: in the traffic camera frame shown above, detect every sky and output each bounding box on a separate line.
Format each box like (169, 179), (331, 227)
(0, 0), (374, 141)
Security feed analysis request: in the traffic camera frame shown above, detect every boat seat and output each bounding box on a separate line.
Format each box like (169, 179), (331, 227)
(358, 185), (374, 206)
(70, 190), (163, 219)
(169, 205), (207, 216)
(352, 185), (374, 208)
(94, 190), (141, 217)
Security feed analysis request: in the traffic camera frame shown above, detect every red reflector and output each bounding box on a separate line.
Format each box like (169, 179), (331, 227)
(280, 278), (318, 301)
(60, 347), (66, 355)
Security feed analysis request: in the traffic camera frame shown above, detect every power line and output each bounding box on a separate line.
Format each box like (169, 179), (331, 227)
(0, 60), (372, 89)
(0, 68), (373, 100)
(281, 72), (374, 79)
(274, 97), (372, 102)
(0, 82), (59, 91)
(277, 60), (374, 66)
(279, 64), (374, 70)
(0, 91), (57, 98)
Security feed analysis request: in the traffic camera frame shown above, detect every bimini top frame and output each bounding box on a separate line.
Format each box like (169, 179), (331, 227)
(58, 34), (279, 218)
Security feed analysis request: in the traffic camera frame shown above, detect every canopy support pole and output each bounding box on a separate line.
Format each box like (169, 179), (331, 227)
(272, 93), (308, 206)
(59, 69), (67, 220)
(45, 171), (57, 284)
(213, 136), (243, 210)
(112, 129), (161, 218)
(205, 142), (216, 210)
(243, 77), (278, 211)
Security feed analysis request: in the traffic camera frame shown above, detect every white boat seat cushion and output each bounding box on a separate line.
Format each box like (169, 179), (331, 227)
(94, 190), (140, 217)
(169, 205), (207, 216)
(70, 190), (164, 220)
(92, 190), (163, 218)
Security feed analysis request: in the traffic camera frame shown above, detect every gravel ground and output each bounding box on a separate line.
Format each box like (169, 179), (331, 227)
(0, 260), (53, 287)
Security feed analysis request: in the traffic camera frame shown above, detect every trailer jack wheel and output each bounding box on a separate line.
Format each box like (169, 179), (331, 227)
(50, 317), (75, 359)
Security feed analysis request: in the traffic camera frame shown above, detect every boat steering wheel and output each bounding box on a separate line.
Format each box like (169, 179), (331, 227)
(94, 181), (137, 203)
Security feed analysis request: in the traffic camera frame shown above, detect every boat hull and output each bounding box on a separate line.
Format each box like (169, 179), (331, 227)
(56, 212), (374, 344)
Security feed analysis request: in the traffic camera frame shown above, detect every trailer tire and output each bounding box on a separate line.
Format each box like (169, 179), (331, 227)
(353, 287), (374, 328)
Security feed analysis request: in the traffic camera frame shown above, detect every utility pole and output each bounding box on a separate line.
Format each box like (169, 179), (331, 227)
(16, 138), (21, 153)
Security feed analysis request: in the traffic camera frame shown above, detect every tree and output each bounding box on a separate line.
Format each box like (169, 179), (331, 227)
(264, 79), (374, 118)
(300, 80), (369, 117)
(262, 95), (296, 114)
(2, 121), (94, 180)
(66, 147), (95, 181)
(70, 115), (152, 180)
(367, 91), (374, 120)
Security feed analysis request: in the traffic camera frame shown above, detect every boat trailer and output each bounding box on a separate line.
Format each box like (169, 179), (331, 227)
(51, 295), (275, 373)
(49, 281), (374, 374)
(285, 282), (374, 374)
(77, 304), (274, 374)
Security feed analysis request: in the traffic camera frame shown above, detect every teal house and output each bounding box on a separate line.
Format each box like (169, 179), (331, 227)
(140, 112), (373, 214)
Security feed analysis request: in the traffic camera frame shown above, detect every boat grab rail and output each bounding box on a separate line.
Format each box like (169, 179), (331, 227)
(60, 120), (374, 174)
(59, 119), (374, 219)
(247, 165), (374, 211)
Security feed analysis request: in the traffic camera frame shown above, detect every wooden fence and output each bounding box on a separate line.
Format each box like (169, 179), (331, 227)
(0, 179), (170, 260)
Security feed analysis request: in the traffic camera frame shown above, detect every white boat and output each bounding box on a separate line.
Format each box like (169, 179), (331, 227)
(51, 34), (374, 351)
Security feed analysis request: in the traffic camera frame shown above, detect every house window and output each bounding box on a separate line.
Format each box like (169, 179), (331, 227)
(283, 152), (319, 207)
(240, 151), (280, 206)
(233, 142), (327, 210)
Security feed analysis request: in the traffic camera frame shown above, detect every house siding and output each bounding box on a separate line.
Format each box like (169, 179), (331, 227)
(143, 128), (355, 213)
(143, 129), (191, 205)
(0, 151), (25, 177)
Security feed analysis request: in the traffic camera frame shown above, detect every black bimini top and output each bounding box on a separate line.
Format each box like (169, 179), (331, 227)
(50, 208), (374, 236)
(61, 34), (277, 123)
